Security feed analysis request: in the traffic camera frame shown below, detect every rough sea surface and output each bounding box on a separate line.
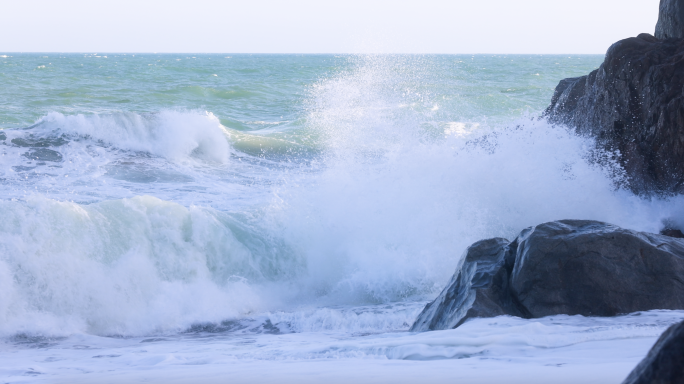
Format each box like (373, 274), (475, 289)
(1, 53), (684, 383)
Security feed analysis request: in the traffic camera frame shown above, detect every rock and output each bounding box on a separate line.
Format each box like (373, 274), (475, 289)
(410, 238), (528, 332)
(545, 33), (684, 194)
(655, 0), (684, 39)
(622, 320), (684, 384)
(511, 220), (684, 317)
(661, 227), (684, 238)
(411, 220), (684, 331)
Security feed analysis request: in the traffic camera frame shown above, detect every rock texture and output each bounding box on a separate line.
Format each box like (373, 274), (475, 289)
(410, 238), (527, 331)
(656, 0), (684, 39)
(545, 33), (684, 194)
(622, 320), (684, 384)
(411, 220), (684, 332)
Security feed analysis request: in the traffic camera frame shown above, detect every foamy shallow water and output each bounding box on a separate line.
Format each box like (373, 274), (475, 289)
(1, 53), (683, 382)
(3, 310), (684, 384)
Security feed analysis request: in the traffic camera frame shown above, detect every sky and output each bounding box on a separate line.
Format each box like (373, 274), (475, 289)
(0, 0), (660, 54)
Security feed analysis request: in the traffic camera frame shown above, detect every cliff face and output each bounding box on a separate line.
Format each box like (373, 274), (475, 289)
(545, 33), (684, 194)
(656, 0), (684, 39)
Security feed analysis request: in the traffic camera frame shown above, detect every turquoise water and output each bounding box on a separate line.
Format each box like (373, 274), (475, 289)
(5, 52), (671, 334)
(0, 54), (603, 204)
(6, 52), (684, 383)
(1, 54), (601, 129)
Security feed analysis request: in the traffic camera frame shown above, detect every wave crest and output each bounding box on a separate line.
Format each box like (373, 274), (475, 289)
(34, 110), (230, 163)
(0, 196), (299, 336)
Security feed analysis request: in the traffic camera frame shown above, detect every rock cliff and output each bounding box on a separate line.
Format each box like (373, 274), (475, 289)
(656, 0), (684, 39)
(545, 0), (684, 195)
(545, 34), (684, 194)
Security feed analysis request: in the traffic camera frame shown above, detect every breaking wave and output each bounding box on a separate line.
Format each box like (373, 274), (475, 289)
(2, 55), (684, 338)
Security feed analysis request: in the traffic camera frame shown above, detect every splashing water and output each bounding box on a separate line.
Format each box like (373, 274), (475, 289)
(1, 53), (683, 383)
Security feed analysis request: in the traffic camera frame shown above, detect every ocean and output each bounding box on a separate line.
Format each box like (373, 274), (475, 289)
(1, 53), (684, 383)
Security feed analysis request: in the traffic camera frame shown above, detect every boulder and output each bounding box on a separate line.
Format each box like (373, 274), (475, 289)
(661, 227), (684, 238)
(622, 320), (684, 384)
(511, 220), (684, 317)
(411, 220), (684, 331)
(410, 238), (528, 332)
(655, 0), (684, 39)
(545, 34), (684, 194)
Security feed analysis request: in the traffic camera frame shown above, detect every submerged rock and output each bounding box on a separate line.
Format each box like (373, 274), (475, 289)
(411, 220), (684, 331)
(622, 320), (684, 384)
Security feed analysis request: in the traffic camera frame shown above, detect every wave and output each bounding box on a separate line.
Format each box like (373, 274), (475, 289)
(4, 55), (684, 338)
(266, 54), (684, 307)
(31, 110), (231, 163)
(266, 302), (424, 333)
(0, 196), (302, 337)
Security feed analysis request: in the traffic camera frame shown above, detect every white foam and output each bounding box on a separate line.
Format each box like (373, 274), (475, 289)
(268, 54), (684, 307)
(267, 302), (424, 333)
(35, 110), (230, 163)
(2, 310), (683, 384)
(3, 54), (684, 343)
(0, 196), (266, 336)
(3, 53), (684, 384)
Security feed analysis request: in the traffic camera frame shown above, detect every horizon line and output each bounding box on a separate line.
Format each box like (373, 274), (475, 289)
(0, 52), (607, 55)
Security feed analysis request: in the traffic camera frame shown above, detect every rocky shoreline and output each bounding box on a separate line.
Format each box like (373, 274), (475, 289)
(411, 220), (684, 332)
(411, 0), (684, 381)
(544, 0), (684, 196)
(544, 32), (684, 195)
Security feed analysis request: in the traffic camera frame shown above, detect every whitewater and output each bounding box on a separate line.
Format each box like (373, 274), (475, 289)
(1, 53), (684, 383)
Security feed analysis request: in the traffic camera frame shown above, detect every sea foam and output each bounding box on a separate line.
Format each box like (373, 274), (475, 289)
(268, 54), (684, 308)
(34, 110), (230, 163)
(3, 55), (684, 340)
(0, 196), (268, 336)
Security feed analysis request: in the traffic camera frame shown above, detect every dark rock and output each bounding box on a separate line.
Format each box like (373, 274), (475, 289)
(661, 228), (684, 238)
(0, 131), (6, 141)
(411, 220), (684, 331)
(622, 320), (684, 384)
(510, 220), (684, 317)
(410, 238), (528, 332)
(545, 33), (684, 194)
(655, 0), (684, 39)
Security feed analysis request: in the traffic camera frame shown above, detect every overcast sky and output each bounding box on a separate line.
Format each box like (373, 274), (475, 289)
(0, 0), (660, 54)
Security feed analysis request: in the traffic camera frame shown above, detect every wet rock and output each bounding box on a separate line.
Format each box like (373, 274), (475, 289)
(655, 0), (684, 39)
(410, 238), (528, 332)
(545, 33), (684, 194)
(545, 0), (684, 195)
(411, 220), (684, 331)
(510, 220), (684, 317)
(622, 320), (684, 384)
(661, 228), (684, 238)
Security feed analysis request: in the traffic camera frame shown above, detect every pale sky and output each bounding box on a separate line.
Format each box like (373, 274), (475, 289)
(0, 0), (660, 54)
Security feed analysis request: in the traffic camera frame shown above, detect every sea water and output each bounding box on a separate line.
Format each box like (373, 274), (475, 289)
(1, 53), (684, 383)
